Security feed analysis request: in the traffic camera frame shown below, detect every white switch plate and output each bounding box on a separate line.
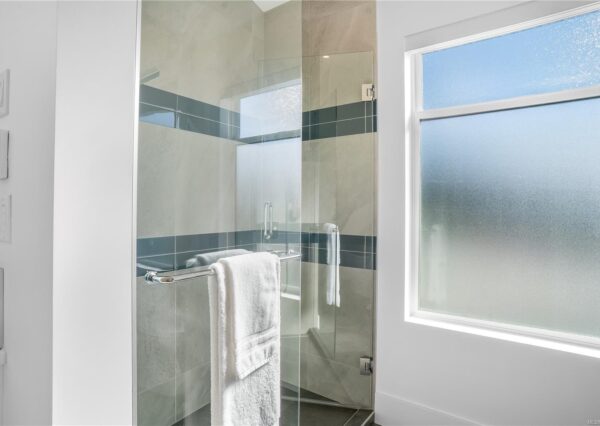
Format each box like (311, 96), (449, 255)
(0, 70), (9, 117)
(0, 130), (7, 179)
(0, 195), (11, 243)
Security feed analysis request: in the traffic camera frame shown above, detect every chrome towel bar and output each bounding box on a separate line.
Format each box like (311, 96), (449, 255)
(144, 251), (301, 285)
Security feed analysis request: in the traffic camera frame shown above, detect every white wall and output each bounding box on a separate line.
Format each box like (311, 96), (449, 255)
(376, 1), (600, 425)
(0, 2), (56, 424)
(53, 1), (138, 424)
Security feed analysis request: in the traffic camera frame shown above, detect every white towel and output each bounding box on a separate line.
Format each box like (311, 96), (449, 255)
(208, 252), (281, 426)
(185, 249), (250, 268)
(323, 223), (340, 307)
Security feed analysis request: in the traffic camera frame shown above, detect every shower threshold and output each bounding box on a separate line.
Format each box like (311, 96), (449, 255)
(281, 386), (374, 426)
(172, 390), (374, 426)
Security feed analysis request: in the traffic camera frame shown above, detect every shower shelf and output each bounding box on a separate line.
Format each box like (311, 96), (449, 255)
(144, 250), (301, 285)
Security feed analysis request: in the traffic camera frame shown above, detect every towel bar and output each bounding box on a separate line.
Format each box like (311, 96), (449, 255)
(144, 251), (301, 284)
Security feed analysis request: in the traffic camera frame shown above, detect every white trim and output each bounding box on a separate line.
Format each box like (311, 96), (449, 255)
(375, 390), (482, 426)
(131, 0), (142, 424)
(405, 3), (600, 356)
(407, 312), (600, 359)
(406, 1), (600, 56)
(404, 52), (420, 321)
(418, 85), (600, 120)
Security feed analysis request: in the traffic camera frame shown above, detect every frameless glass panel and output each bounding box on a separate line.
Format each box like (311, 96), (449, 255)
(136, 1), (302, 425)
(419, 97), (600, 339)
(423, 9), (600, 109)
(300, 51), (376, 410)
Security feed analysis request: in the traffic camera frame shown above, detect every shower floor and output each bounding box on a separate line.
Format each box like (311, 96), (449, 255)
(172, 390), (374, 426)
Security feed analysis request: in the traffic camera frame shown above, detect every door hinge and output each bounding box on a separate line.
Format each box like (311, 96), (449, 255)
(362, 84), (375, 101)
(360, 356), (374, 376)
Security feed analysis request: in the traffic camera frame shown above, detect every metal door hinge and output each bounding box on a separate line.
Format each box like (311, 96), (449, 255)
(362, 84), (375, 101)
(360, 356), (373, 376)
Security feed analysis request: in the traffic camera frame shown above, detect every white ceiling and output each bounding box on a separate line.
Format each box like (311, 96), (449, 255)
(252, 0), (289, 12)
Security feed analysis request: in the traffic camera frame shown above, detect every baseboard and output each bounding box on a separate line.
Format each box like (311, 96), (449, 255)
(374, 391), (480, 426)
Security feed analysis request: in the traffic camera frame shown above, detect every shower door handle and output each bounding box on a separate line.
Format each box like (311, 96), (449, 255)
(269, 202), (274, 237)
(263, 202), (272, 240)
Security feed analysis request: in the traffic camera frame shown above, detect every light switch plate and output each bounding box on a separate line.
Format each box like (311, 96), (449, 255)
(0, 130), (7, 179)
(0, 70), (9, 117)
(0, 195), (11, 243)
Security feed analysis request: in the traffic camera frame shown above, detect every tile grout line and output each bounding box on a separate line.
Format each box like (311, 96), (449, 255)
(343, 408), (361, 426)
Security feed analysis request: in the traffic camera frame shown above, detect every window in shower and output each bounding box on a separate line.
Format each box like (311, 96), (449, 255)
(239, 80), (301, 139)
(405, 6), (600, 355)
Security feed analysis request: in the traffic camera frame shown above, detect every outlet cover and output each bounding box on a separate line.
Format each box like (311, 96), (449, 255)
(0, 195), (11, 243)
(0, 70), (9, 117)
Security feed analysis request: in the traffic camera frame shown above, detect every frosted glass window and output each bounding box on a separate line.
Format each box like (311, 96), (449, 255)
(419, 97), (600, 339)
(423, 10), (600, 109)
(240, 82), (301, 138)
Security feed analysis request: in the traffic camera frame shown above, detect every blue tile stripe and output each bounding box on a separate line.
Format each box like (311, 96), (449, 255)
(300, 232), (377, 270)
(136, 230), (376, 277)
(139, 84), (377, 143)
(139, 85), (240, 140)
(301, 100), (377, 141)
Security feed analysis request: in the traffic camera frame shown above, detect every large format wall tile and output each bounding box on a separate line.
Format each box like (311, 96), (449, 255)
(137, 277), (176, 394)
(137, 124), (177, 238)
(137, 124), (238, 239)
(175, 277), (211, 373)
(302, 1), (376, 58)
(295, 264), (374, 408)
(141, 0), (265, 110)
(175, 363), (211, 422)
(303, 52), (374, 111)
(302, 132), (376, 236)
(334, 267), (374, 367)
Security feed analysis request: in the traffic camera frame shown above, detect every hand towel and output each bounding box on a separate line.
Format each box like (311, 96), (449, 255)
(185, 249), (250, 268)
(323, 223), (340, 307)
(209, 252), (281, 426)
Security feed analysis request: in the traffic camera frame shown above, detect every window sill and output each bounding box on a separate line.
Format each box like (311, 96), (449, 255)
(405, 309), (600, 359)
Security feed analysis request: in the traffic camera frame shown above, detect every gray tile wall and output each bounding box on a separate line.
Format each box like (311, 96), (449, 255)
(137, 275), (212, 425)
(140, 84), (377, 143)
(137, 230), (376, 277)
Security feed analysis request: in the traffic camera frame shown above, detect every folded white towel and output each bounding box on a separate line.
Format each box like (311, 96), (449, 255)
(209, 252), (281, 426)
(185, 249), (250, 268)
(323, 223), (340, 307)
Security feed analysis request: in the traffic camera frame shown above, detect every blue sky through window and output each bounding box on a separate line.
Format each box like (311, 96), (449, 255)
(423, 10), (600, 109)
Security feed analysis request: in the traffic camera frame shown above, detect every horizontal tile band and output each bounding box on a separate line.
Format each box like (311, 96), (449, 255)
(302, 115), (377, 141)
(140, 85), (240, 127)
(139, 84), (377, 143)
(136, 230), (377, 276)
(302, 100), (377, 126)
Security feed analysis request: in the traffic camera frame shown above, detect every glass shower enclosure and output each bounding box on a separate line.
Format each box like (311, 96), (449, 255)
(135, 1), (376, 425)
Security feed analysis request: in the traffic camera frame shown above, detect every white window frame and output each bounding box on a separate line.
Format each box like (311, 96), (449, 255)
(404, 2), (600, 358)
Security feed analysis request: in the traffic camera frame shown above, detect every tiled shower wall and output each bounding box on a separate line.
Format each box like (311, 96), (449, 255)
(137, 1), (378, 424)
(294, 0), (378, 409)
(137, 1), (266, 424)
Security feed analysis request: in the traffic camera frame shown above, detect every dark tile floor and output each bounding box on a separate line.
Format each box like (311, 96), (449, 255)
(172, 404), (210, 426)
(173, 389), (374, 426)
(174, 402), (373, 426)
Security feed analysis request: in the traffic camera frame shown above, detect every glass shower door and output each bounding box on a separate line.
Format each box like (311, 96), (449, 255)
(299, 51), (377, 413)
(135, 1), (303, 425)
(234, 55), (303, 425)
